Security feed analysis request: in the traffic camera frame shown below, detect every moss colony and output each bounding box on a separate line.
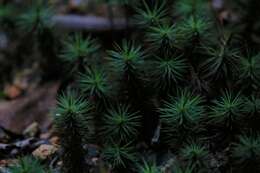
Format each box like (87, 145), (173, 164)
(2, 0), (260, 173)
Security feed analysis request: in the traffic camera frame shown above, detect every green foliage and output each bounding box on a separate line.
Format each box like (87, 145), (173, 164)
(209, 90), (244, 129)
(9, 156), (47, 173)
(243, 95), (260, 130)
(232, 134), (260, 172)
(134, 0), (168, 27)
(237, 53), (260, 89)
(200, 41), (241, 80)
(149, 55), (188, 91)
(107, 40), (146, 77)
(177, 16), (212, 45)
(160, 89), (205, 129)
(60, 33), (100, 64)
(138, 161), (160, 173)
(54, 90), (93, 140)
(54, 91), (92, 127)
(102, 143), (137, 169)
(243, 95), (260, 116)
(146, 24), (179, 52)
(78, 66), (112, 100)
(0, 5), (12, 18)
(173, 0), (209, 17)
(54, 91), (92, 173)
(180, 142), (209, 170)
(0, 4), (13, 24)
(100, 104), (141, 143)
(17, 1), (54, 34)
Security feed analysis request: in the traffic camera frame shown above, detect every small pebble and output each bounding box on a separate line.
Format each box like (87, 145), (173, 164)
(32, 144), (58, 160)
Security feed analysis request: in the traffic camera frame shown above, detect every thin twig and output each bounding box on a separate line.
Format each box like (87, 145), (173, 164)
(52, 15), (130, 32)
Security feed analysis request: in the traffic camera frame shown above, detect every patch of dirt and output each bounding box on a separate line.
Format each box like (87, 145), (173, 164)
(0, 82), (60, 133)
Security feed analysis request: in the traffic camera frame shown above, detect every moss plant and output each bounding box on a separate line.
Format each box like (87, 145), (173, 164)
(243, 95), (260, 131)
(173, 0), (209, 17)
(160, 89), (205, 129)
(60, 33), (100, 72)
(107, 40), (147, 104)
(102, 143), (138, 170)
(200, 39), (241, 81)
(179, 142), (209, 172)
(0, 4), (14, 28)
(237, 53), (260, 90)
(243, 95), (260, 118)
(149, 54), (188, 92)
(0, 5), (12, 20)
(138, 161), (160, 173)
(78, 66), (113, 102)
(159, 89), (205, 146)
(209, 90), (244, 130)
(17, 1), (54, 34)
(100, 104), (141, 143)
(9, 156), (50, 173)
(232, 134), (260, 173)
(146, 24), (179, 54)
(177, 16), (212, 46)
(133, 0), (168, 27)
(107, 40), (146, 78)
(54, 91), (93, 173)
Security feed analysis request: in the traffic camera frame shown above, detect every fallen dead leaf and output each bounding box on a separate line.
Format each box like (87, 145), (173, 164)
(4, 84), (23, 100)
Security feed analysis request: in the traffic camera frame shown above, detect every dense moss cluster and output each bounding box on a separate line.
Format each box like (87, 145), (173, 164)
(53, 0), (260, 172)
(2, 0), (260, 172)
